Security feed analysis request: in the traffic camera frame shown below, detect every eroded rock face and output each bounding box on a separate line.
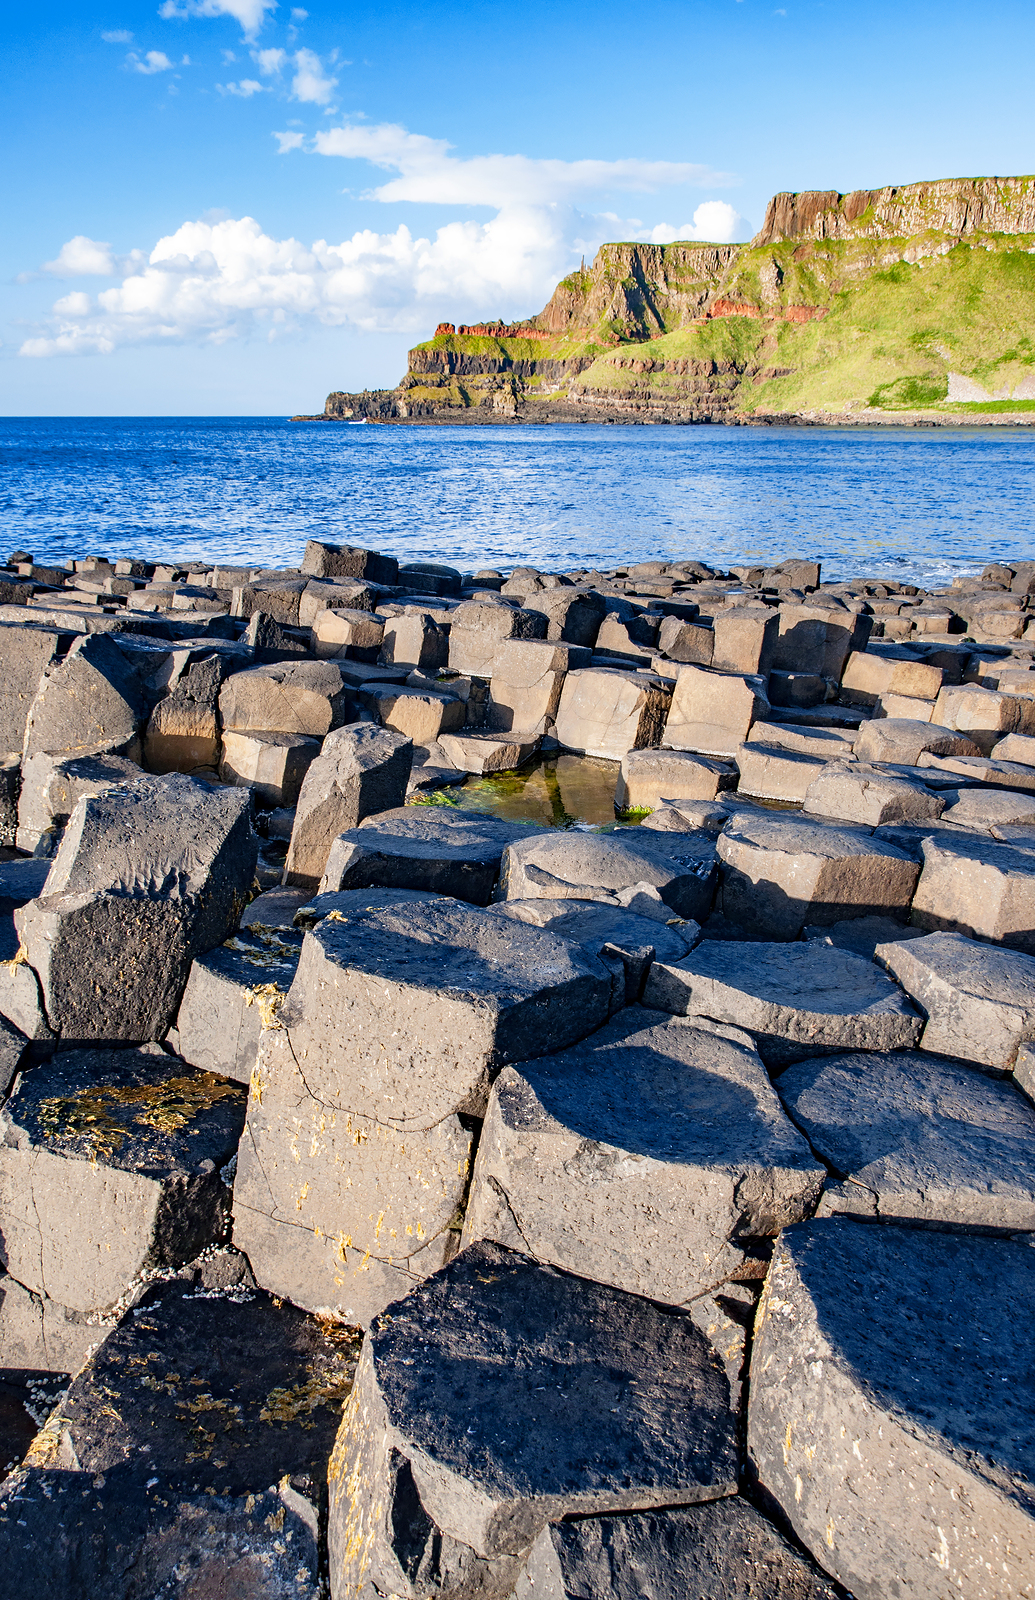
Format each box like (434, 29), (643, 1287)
(328, 1242), (739, 1598)
(461, 1008), (825, 1304)
(748, 1219), (1035, 1598)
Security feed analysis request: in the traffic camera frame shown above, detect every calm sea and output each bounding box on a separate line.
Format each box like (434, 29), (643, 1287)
(2, 417), (1034, 586)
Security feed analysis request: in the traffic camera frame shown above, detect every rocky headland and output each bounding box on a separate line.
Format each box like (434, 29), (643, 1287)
(302, 173), (1035, 427)
(0, 541), (1033, 1595)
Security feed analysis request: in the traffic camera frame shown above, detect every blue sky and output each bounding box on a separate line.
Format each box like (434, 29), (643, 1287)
(4, 0), (1034, 415)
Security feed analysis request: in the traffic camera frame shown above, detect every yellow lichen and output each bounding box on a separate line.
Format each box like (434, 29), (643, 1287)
(37, 1072), (245, 1159)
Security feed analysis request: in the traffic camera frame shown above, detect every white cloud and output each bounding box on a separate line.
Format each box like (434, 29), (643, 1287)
(20, 123), (745, 358)
(101, 28), (133, 42)
(646, 201), (751, 245)
(291, 47), (336, 104)
(128, 49), (175, 73)
(43, 236), (117, 276)
(252, 45), (286, 74)
(312, 121), (730, 207)
(218, 78), (264, 96)
(291, 7), (308, 17)
(158, 0), (277, 39)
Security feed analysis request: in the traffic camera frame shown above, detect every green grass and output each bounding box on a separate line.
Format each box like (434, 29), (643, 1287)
(943, 399), (1035, 413)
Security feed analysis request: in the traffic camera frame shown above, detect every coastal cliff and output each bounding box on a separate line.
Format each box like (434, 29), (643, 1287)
(313, 173), (1035, 425)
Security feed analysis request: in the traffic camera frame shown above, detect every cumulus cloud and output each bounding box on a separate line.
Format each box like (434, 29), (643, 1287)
(158, 0), (277, 39)
(101, 28), (133, 42)
(43, 236), (117, 276)
(252, 45), (286, 74)
(312, 121), (729, 207)
(21, 122), (745, 358)
(646, 201), (751, 244)
(128, 49), (175, 73)
(291, 48), (337, 104)
(217, 77), (264, 96)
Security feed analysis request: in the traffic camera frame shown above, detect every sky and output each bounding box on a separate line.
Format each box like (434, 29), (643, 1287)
(3, 0), (1034, 416)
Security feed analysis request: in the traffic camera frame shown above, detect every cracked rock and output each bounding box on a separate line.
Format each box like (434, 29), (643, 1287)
(748, 1218), (1035, 1597)
(327, 1241), (738, 1597)
(461, 1007), (824, 1304)
(876, 929), (1035, 1067)
(777, 1048), (1035, 1228)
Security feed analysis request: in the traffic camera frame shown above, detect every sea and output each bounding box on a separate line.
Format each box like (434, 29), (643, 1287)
(3, 416), (1035, 587)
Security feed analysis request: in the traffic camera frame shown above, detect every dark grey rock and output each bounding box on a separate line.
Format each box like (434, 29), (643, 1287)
(0, 625), (70, 754)
(175, 926), (305, 1082)
(16, 749), (142, 854)
(717, 813), (919, 939)
(513, 1499), (840, 1600)
(283, 724), (412, 889)
(16, 775), (257, 1042)
(320, 806), (543, 904)
(327, 1241), (738, 1596)
(802, 914), (927, 960)
(22, 632), (149, 762)
(501, 828), (717, 923)
(490, 898), (696, 1005)
(645, 939), (922, 1066)
(749, 1218), (1035, 1596)
(302, 538), (399, 587)
(778, 1048), (1035, 1228)
(0, 1272), (358, 1597)
(0, 1046), (247, 1314)
(271, 898), (611, 1129)
(0, 857), (52, 960)
(462, 1007), (824, 1304)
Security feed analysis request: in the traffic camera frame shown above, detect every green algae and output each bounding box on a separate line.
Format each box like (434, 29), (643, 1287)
(413, 753), (637, 831)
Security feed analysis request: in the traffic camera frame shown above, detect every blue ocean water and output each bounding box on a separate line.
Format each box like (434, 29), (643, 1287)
(2, 416), (1034, 585)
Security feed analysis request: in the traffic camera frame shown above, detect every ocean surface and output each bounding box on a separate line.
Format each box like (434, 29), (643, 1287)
(2, 416), (1035, 586)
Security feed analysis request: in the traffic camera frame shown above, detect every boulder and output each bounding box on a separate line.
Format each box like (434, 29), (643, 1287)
(361, 682), (466, 743)
(745, 719), (857, 759)
(379, 612), (449, 670)
(0, 1265), (354, 1598)
(513, 1499), (839, 1600)
(16, 775), (256, 1042)
(802, 761), (944, 826)
(486, 638), (591, 733)
(931, 681), (1035, 754)
(615, 747), (737, 810)
(918, 750), (1035, 791)
(749, 1219), (1035, 1598)
(327, 1242), (738, 1597)
(941, 788), (1035, 828)
(320, 808), (542, 905)
(243, 610), (308, 661)
(282, 724), (412, 890)
(772, 602), (868, 680)
(219, 729), (322, 807)
(717, 813), (920, 939)
(0, 624), (68, 754)
(991, 731), (1035, 766)
(657, 614), (714, 665)
(266, 897), (611, 1130)
(16, 749), (141, 853)
(219, 660), (354, 738)
(553, 667), (671, 759)
(462, 1007), (824, 1304)
(447, 601), (548, 676)
(910, 832), (1035, 951)
(501, 827), (717, 923)
(852, 717), (980, 765)
(875, 929), (1035, 1067)
(22, 632), (148, 762)
(840, 651), (943, 706)
(780, 1048), (1035, 1227)
(711, 606), (779, 675)
(310, 604), (384, 658)
(301, 538), (399, 586)
(233, 1026), (475, 1323)
(0, 1046), (245, 1316)
(436, 730), (540, 772)
(645, 938), (921, 1065)
(663, 665), (770, 757)
(174, 925), (305, 1081)
(735, 743), (827, 803)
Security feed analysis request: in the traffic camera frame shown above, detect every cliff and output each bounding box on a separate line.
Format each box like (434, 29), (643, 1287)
(314, 173), (1035, 426)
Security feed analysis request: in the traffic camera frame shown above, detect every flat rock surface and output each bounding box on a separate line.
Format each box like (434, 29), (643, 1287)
(502, 828), (717, 922)
(514, 1498), (840, 1600)
(328, 1239), (738, 1585)
(321, 806), (543, 903)
(778, 1048), (1035, 1227)
(749, 1218), (1035, 1597)
(645, 939), (921, 1064)
(488, 899), (696, 965)
(277, 897), (611, 1128)
(877, 929), (1035, 1067)
(462, 1007), (824, 1304)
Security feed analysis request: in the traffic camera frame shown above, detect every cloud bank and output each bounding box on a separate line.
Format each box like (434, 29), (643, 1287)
(20, 121), (749, 358)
